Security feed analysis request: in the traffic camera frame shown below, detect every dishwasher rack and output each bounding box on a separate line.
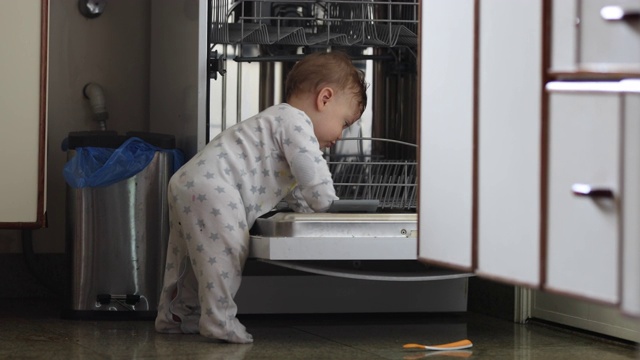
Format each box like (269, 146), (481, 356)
(210, 0), (418, 47)
(327, 137), (417, 210)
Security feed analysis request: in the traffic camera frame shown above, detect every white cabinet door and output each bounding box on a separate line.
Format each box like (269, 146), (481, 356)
(546, 82), (623, 304)
(418, 0), (475, 270)
(0, 0), (48, 227)
(476, 0), (543, 286)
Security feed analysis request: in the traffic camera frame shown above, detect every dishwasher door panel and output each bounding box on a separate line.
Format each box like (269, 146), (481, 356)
(249, 213), (417, 260)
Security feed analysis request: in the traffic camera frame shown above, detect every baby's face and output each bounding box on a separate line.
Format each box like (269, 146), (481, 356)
(312, 92), (361, 149)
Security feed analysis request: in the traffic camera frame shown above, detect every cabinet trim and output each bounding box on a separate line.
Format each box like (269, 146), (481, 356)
(540, 0), (552, 289)
(471, 0), (479, 271)
(550, 71), (640, 81)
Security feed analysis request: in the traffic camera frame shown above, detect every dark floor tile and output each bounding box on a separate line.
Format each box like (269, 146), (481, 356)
(0, 299), (636, 359)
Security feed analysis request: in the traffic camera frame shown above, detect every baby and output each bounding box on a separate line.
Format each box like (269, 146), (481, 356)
(155, 51), (367, 343)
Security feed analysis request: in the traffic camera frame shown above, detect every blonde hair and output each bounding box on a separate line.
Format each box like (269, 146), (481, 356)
(285, 51), (367, 116)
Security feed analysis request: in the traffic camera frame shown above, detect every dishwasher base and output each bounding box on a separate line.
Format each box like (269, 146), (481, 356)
(236, 275), (469, 314)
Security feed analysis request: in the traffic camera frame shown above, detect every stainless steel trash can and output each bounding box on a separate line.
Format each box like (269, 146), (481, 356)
(63, 131), (177, 319)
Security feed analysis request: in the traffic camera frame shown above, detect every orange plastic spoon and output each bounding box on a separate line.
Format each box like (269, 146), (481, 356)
(403, 339), (473, 351)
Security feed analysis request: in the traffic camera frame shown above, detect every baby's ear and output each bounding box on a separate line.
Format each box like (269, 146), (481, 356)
(316, 87), (334, 109)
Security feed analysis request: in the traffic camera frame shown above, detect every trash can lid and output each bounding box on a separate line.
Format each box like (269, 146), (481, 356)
(125, 132), (176, 149)
(66, 131), (128, 150)
(65, 131), (177, 150)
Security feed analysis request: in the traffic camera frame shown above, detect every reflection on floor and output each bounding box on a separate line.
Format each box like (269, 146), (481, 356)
(0, 298), (637, 359)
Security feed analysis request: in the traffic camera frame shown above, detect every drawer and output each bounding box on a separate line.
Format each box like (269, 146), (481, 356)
(552, 0), (640, 73)
(546, 81), (623, 303)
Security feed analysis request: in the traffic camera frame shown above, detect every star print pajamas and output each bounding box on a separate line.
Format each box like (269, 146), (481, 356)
(155, 104), (338, 343)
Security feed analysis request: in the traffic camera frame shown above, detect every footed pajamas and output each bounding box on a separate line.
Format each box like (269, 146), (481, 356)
(155, 104), (338, 343)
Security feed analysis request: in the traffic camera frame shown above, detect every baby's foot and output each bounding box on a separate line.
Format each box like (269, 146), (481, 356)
(224, 330), (254, 344)
(201, 318), (253, 343)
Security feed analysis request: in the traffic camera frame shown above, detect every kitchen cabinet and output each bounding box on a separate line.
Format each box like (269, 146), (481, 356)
(517, 0), (640, 341)
(544, 81), (640, 312)
(551, 0), (640, 73)
(475, 0), (543, 286)
(421, 0), (640, 318)
(0, 0), (48, 228)
(543, 0), (640, 315)
(419, 0), (544, 286)
(418, 0), (475, 270)
(546, 82), (624, 304)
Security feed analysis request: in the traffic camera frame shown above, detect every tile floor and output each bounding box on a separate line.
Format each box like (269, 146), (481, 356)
(0, 298), (637, 359)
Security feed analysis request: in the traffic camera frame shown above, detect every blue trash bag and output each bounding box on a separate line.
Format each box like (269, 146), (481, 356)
(63, 136), (184, 188)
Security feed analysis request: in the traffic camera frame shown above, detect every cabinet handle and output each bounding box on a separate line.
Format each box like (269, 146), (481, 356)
(601, 5), (640, 21)
(571, 183), (614, 198)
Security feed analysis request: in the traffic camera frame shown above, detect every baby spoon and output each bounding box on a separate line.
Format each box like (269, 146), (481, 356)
(403, 339), (473, 351)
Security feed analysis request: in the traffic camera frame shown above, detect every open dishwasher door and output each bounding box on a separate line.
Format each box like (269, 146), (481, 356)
(249, 212), (417, 260)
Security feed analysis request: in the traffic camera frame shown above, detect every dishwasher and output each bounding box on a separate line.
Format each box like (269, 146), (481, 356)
(150, 0), (471, 314)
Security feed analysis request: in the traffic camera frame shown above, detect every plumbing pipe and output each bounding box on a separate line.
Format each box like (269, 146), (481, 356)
(83, 82), (109, 130)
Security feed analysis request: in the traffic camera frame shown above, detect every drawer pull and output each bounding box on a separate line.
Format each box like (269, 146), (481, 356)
(601, 5), (640, 21)
(571, 183), (614, 198)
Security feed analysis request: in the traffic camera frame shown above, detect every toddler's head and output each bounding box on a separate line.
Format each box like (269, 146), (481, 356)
(285, 52), (367, 118)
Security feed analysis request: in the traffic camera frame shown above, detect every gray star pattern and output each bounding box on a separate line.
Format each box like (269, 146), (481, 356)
(218, 296), (229, 306)
(159, 104), (338, 341)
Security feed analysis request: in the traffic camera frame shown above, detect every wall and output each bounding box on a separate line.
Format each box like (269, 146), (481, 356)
(0, 0), (150, 255)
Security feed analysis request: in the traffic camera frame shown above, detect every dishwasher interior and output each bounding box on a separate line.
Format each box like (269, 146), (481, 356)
(207, 0), (466, 282)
